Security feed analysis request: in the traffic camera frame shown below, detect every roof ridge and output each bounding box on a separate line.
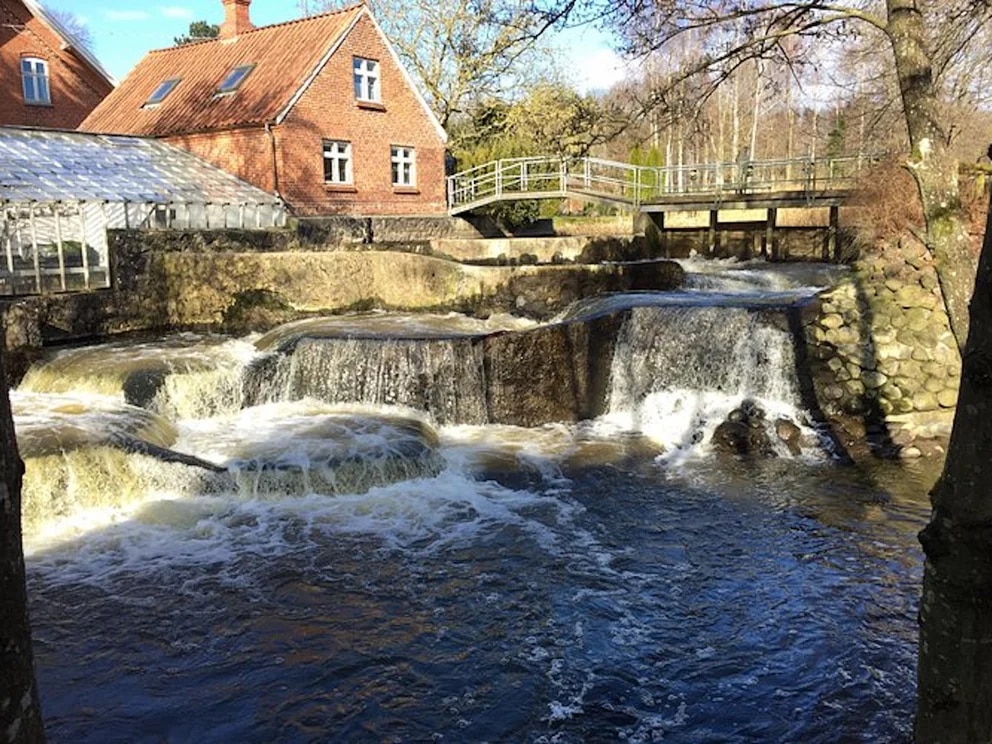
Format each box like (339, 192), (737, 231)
(145, 3), (366, 56)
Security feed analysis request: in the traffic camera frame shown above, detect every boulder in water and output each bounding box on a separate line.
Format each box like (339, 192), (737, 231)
(774, 418), (803, 456)
(711, 400), (775, 457)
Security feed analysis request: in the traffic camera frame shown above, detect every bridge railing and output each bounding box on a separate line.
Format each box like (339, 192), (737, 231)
(447, 157), (566, 210)
(447, 154), (877, 213)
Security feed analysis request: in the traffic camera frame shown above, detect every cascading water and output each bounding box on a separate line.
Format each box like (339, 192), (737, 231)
(249, 336), (490, 425)
(602, 304), (818, 460)
(16, 263), (930, 743)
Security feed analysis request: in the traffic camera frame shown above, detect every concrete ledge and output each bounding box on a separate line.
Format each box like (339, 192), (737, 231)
(431, 235), (651, 264)
(1, 237), (684, 377)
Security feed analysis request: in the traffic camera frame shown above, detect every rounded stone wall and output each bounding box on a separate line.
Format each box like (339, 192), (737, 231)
(804, 237), (960, 457)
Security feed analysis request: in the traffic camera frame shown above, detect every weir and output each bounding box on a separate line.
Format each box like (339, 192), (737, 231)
(16, 264), (834, 529)
(17, 258), (932, 743)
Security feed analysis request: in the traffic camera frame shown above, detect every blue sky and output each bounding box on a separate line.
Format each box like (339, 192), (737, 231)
(41, 0), (629, 92)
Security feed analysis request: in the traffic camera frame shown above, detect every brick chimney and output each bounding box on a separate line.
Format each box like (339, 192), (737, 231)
(220, 0), (254, 39)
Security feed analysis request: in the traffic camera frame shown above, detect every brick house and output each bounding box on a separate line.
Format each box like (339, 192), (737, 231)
(0, 0), (115, 128)
(81, 0), (448, 217)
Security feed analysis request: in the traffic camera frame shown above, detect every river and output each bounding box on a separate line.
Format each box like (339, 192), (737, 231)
(18, 259), (934, 742)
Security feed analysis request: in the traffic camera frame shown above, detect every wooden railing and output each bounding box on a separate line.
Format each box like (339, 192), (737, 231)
(446, 154), (876, 214)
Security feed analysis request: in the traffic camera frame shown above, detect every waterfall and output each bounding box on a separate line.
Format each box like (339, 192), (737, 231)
(245, 337), (490, 425)
(19, 335), (256, 419)
(15, 283), (832, 533)
(603, 305), (815, 458)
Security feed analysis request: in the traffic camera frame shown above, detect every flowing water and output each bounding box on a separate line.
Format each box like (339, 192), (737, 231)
(19, 260), (933, 742)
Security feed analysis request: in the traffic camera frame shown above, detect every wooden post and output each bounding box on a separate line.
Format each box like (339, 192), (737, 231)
(709, 209), (718, 254)
(829, 205), (840, 261)
(766, 208), (777, 260)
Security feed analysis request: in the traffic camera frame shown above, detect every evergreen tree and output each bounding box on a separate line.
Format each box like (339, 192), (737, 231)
(174, 21), (220, 46)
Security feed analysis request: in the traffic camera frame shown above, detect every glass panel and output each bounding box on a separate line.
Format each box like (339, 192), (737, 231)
(145, 78), (180, 106)
(353, 58), (380, 101)
(323, 141), (351, 184)
(217, 65), (254, 94)
(21, 58), (49, 104)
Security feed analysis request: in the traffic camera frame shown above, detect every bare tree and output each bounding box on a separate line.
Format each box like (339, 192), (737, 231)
(595, 0), (991, 351)
(308, 0), (572, 130)
(45, 7), (93, 53)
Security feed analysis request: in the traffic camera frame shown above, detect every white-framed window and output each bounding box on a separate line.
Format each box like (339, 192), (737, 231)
(353, 57), (380, 103)
(391, 146), (416, 188)
(323, 140), (352, 184)
(21, 57), (50, 105)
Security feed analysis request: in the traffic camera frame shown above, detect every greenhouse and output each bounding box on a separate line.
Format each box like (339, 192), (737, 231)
(0, 127), (286, 295)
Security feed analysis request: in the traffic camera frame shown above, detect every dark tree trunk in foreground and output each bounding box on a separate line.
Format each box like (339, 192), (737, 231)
(0, 340), (44, 743)
(916, 163), (992, 742)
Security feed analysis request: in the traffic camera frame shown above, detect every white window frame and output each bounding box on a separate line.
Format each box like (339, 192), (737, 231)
(21, 57), (50, 105)
(391, 146), (416, 188)
(323, 140), (353, 185)
(353, 57), (380, 103)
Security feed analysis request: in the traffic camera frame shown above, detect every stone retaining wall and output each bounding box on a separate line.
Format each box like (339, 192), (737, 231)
(803, 237), (960, 457)
(0, 230), (683, 379)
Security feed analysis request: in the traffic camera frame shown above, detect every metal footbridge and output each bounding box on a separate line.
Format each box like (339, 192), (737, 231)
(446, 154), (874, 215)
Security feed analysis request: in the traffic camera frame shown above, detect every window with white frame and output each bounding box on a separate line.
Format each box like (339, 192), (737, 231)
(21, 57), (50, 105)
(353, 57), (380, 103)
(323, 140), (352, 184)
(391, 146), (416, 188)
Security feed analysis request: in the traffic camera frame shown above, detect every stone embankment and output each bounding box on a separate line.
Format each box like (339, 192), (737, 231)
(0, 228), (683, 379)
(804, 237), (960, 458)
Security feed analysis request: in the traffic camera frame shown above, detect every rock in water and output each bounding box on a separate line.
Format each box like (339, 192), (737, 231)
(712, 400), (775, 457)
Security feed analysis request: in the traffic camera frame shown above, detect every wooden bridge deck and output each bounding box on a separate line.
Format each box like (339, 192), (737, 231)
(446, 155), (873, 215)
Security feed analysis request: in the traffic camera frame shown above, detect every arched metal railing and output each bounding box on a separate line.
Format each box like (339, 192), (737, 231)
(446, 154), (876, 214)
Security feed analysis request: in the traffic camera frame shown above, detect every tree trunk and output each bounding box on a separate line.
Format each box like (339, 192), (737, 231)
(915, 179), (992, 743)
(887, 0), (976, 351)
(0, 340), (44, 742)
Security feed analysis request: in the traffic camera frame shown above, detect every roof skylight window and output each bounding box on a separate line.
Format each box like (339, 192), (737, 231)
(216, 64), (255, 95)
(143, 78), (180, 107)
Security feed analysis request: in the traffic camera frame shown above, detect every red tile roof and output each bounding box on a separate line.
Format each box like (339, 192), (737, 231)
(81, 4), (364, 136)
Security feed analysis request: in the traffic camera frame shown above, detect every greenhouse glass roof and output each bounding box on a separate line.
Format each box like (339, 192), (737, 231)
(0, 127), (280, 205)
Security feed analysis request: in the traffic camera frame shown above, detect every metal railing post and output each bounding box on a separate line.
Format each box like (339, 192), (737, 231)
(29, 202), (40, 294)
(54, 202), (66, 291)
(2, 201), (13, 276)
(79, 202), (91, 290)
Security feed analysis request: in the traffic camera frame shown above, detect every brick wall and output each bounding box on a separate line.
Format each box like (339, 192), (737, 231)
(165, 128), (277, 194)
(150, 11), (448, 217)
(0, 0), (112, 128)
(277, 13), (447, 216)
